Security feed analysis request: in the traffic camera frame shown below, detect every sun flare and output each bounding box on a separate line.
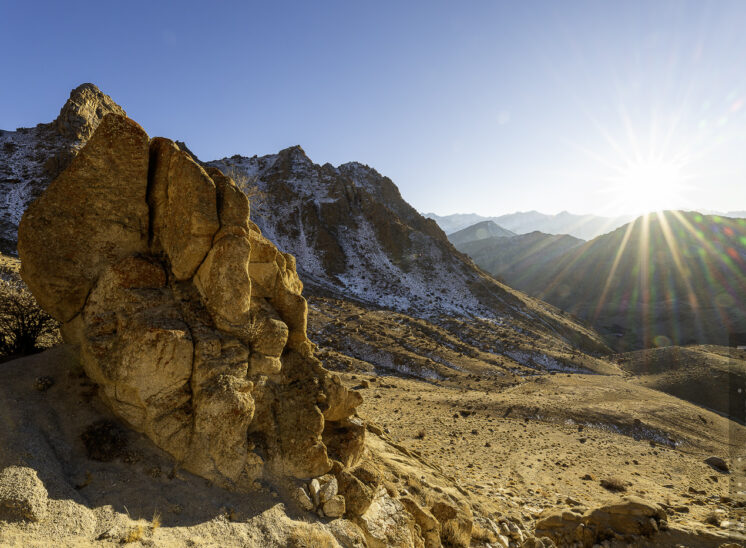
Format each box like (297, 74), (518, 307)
(603, 158), (690, 214)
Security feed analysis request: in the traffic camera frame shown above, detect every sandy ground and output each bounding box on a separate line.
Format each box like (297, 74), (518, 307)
(347, 369), (746, 542)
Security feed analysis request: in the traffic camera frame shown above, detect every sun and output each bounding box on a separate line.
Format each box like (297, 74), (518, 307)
(601, 157), (690, 214)
(618, 160), (685, 212)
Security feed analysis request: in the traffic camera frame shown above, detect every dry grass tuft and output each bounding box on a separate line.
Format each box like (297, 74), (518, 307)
(471, 522), (497, 543)
(600, 477), (627, 492)
(123, 524), (144, 543)
(287, 523), (337, 548)
(151, 510), (161, 531)
(442, 520), (471, 548)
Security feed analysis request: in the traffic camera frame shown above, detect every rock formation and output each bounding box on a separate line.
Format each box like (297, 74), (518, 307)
(17, 113), (364, 491)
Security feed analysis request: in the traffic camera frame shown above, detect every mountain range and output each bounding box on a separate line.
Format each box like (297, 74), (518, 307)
(427, 210), (636, 240)
(429, 209), (746, 241)
(447, 220), (516, 246)
(454, 211), (746, 349)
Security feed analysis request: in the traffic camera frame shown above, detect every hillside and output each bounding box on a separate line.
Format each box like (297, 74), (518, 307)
(206, 151), (609, 358)
(447, 221), (516, 246)
(512, 211), (746, 350)
(615, 345), (746, 422)
(455, 231), (585, 288)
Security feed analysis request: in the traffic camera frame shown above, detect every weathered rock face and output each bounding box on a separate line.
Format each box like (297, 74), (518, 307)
(17, 113), (363, 491)
(1, 83), (128, 256)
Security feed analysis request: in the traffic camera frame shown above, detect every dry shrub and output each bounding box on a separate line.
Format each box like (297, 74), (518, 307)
(599, 477), (627, 492)
(287, 522), (337, 548)
(471, 522), (497, 543)
(225, 166), (264, 202)
(151, 510), (162, 531)
(123, 524), (144, 543)
(0, 278), (58, 360)
(442, 519), (471, 548)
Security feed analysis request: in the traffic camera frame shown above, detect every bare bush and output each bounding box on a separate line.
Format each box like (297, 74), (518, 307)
(0, 279), (59, 360)
(225, 166), (264, 202)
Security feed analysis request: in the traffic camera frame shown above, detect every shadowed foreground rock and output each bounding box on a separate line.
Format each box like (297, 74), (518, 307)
(17, 113), (364, 491)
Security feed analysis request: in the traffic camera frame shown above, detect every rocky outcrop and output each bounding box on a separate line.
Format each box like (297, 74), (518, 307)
(17, 113), (363, 491)
(534, 496), (668, 547)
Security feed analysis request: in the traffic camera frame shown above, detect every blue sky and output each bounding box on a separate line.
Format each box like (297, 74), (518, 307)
(1, 0), (744, 216)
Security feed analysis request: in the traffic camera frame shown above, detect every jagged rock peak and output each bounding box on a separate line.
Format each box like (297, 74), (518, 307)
(276, 145), (313, 167)
(338, 161), (382, 178)
(55, 83), (126, 142)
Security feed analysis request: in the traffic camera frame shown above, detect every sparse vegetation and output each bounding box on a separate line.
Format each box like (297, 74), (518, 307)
(471, 522), (497, 543)
(0, 279), (59, 361)
(600, 477), (627, 493)
(287, 522), (337, 548)
(151, 510), (161, 531)
(441, 519), (471, 548)
(226, 166), (264, 203)
(123, 524), (144, 543)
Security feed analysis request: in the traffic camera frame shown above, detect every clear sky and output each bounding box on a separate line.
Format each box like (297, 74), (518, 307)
(1, 1), (744, 216)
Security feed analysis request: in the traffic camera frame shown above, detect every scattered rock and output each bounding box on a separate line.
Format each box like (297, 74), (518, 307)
(294, 486), (315, 511)
(34, 375), (54, 391)
(535, 496), (667, 547)
(322, 495), (346, 518)
(704, 456), (730, 474)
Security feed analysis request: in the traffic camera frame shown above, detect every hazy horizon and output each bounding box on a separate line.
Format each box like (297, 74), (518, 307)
(2, 1), (744, 217)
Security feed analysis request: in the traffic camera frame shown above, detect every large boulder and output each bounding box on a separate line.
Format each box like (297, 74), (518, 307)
(18, 113), (364, 491)
(534, 496), (668, 547)
(18, 114), (150, 322)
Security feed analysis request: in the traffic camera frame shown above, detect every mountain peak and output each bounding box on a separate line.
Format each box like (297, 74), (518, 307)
(55, 83), (126, 141)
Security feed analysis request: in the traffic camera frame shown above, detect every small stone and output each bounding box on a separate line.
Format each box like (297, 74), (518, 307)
(309, 478), (321, 507)
(704, 456), (729, 474)
(323, 495), (346, 518)
(34, 376), (54, 392)
(295, 486), (314, 511)
(318, 474), (339, 503)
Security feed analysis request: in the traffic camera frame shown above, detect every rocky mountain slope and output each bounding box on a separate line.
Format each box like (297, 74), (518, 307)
(447, 221), (516, 246)
(454, 231), (585, 289)
(428, 211), (635, 240)
(0, 84), (612, 376)
(509, 211), (746, 350)
(0, 84), (125, 255)
(206, 151), (609, 359)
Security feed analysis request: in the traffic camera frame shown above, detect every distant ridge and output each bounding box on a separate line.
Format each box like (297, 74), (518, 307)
(427, 211), (634, 240)
(447, 220), (515, 246)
